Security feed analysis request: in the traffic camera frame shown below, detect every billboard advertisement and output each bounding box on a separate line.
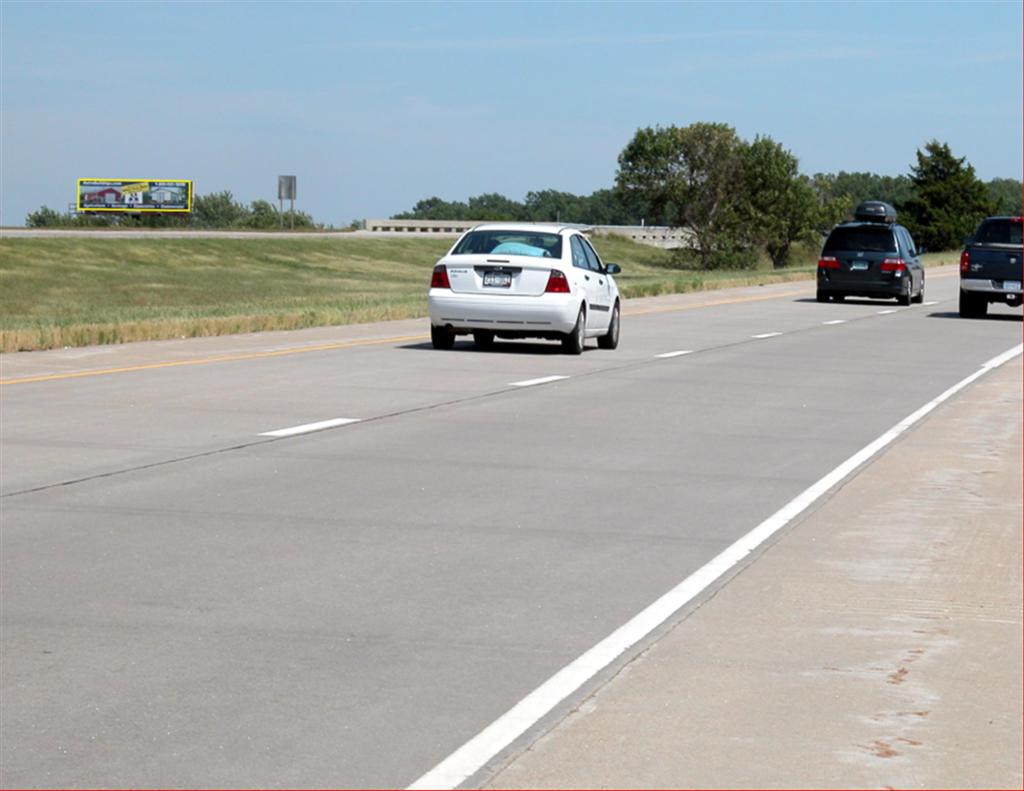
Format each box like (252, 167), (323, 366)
(77, 179), (193, 213)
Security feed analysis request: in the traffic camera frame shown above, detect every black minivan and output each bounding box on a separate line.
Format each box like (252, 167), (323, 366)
(817, 201), (925, 305)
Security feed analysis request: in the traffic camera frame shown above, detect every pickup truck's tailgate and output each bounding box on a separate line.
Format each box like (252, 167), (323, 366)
(965, 244), (1024, 282)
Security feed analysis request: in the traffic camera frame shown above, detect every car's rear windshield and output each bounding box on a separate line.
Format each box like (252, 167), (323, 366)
(823, 226), (897, 253)
(974, 219), (1023, 246)
(451, 230), (562, 258)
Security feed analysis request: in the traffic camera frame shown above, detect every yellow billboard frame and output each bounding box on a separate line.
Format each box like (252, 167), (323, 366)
(77, 178), (193, 213)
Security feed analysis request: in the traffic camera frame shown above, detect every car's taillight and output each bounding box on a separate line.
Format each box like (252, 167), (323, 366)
(430, 265), (450, 289)
(960, 249), (970, 274)
(880, 258), (907, 272)
(817, 256), (840, 269)
(545, 269), (570, 293)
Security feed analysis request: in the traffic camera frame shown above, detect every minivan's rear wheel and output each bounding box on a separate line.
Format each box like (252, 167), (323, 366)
(897, 278), (913, 306)
(912, 276), (925, 304)
(562, 308), (585, 355)
(431, 325), (455, 349)
(597, 303), (620, 350)
(472, 330), (495, 350)
(816, 290), (829, 303)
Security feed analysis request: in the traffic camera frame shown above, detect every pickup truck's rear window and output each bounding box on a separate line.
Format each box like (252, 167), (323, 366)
(823, 226), (896, 253)
(975, 219), (1023, 246)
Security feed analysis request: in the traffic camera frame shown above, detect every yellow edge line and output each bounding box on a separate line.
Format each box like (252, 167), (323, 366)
(1, 269), (959, 386)
(0, 334), (427, 385)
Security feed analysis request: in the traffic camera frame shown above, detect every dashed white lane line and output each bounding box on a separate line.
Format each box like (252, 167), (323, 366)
(655, 350), (693, 359)
(407, 341), (1024, 791)
(259, 418), (361, 437)
(822, 319), (847, 325)
(510, 375), (569, 387)
(878, 309), (897, 314)
(924, 300), (940, 306)
(752, 332), (782, 339)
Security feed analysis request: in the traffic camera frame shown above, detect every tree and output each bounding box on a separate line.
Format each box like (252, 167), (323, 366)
(986, 177), (1023, 216)
(740, 136), (824, 268)
(25, 206), (66, 227)
(191, 190), (248, 228)
(813, 171), (916, 209)
(616, 122), (749, 268)
(900, 141), (994, 251)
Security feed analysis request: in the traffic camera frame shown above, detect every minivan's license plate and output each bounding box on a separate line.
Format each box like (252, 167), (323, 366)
(850, 261), (869, 271)
(1004, 280), (1021, 291)
(483, 272), (512, 288)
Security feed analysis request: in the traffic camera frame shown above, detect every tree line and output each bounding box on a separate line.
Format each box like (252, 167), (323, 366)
(395, 124), (1021, 269)
(25, 191), (323, 230)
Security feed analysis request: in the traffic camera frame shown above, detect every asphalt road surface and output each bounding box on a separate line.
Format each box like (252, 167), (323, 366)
(1, 268), (1020, 788)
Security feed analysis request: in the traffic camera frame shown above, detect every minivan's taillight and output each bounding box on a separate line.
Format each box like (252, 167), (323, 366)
(880, 258), (906, 272)
(817, 256), (840, 269)
(545, 269), (570, 293)
(960, 249), (970, 274)
(430, 265), (450, 289)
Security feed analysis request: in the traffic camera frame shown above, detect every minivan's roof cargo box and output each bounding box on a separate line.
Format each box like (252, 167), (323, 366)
(854, 200), (897, 224)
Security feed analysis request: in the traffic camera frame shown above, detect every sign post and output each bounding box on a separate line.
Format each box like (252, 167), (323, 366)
(278, 175), (297, 230)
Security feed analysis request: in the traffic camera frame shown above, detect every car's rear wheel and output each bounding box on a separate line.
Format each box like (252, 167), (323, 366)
(597, 303), (620, 350)
(816, 290), (829, 303)
(472, 330), (495, 350)
(562, 308), (585, 355)
(431, 325), (455, 349)
(959, 289), (987, 318)
(897, 278), (913, 306)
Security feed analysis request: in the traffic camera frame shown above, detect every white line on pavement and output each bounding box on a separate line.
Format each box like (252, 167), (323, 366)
(822, 319), (847, 325)
(752, 332), (782, 339)
(877, 309), (897, 314)
(924, 301), (940, 306)
(510, 375), (569, 387)
(655, 350), (693, 359)
(259, 418), (361, 437)
(406, 342), (1024, 791)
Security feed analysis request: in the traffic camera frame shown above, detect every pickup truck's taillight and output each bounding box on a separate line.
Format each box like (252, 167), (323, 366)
(545, 269), (571, 293)
(960, 249), (970, 274)
(880, 258), (907, 272)
(817, 256), (840, 269)
(430, 265), (450, 289)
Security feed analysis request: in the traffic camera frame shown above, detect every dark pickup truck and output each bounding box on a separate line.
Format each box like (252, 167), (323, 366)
(959, 216), (1023, 317)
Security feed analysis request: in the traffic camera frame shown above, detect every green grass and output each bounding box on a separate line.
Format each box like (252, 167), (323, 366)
(0, 234), (960, 352)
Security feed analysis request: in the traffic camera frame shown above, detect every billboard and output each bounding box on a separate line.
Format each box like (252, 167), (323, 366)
(77, 179), (193, 213)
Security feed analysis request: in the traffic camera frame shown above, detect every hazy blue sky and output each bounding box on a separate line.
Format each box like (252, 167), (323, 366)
(2, 0), (1021, 226)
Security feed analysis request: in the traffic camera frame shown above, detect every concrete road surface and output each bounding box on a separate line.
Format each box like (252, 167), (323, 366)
(1, 267), (1020, 788)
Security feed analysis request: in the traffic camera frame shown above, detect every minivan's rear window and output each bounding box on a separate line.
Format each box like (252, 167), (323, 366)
(975, 219), (1023, 246)
(823, 227), (897, 253)
(451, 231), (562, 258)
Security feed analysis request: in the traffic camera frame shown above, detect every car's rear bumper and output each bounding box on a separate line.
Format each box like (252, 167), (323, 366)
(428, 290), (580, 334)
(960, 277), (1023, 299)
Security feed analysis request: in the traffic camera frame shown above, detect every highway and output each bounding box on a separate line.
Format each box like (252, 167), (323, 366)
(1, 267), (1020, 788)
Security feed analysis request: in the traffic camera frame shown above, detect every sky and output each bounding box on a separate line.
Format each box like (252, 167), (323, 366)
(1, 0), (1021, 227)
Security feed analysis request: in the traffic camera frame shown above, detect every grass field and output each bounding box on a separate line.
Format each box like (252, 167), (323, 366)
(0, 234), (957, 352)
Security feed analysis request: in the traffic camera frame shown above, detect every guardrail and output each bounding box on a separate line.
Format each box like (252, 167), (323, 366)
(362, 220), (692, 249)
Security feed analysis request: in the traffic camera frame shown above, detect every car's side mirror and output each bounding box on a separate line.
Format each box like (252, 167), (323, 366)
(605, 263), (622, 275)
(917, 246), (926, 255)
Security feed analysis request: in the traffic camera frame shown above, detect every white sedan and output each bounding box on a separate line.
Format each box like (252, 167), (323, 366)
(427, 223), (622, 354)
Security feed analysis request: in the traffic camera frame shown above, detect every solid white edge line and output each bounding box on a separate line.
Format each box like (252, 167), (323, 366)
(655, 350), (693, 359)
(510, 375), (569, 387)
(407, 342), (1023, 791)
(923, 301), (940, 306)
(822, 319), (847, 325)
(878, 309), (897, 314)
(752, 332), (782, 339)
(259, 417), (361, 437)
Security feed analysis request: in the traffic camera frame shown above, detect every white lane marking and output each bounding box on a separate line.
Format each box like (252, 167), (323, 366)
(924, 301), (940, 306)
(407, 342), (1024, 791)
(259, 418), (360, 437)
(877, 309), (897, 314)
(752, 332), (782, 339)
(510, 375), (569, 387)
(822, 319), (847, 325)
(655, 350), (693, 359)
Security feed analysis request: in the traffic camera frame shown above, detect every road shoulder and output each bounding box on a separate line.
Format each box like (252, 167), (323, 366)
(487, 357), (1023, 789)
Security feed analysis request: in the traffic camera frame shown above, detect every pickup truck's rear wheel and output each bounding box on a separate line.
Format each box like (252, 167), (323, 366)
(959, 289), (987, 318)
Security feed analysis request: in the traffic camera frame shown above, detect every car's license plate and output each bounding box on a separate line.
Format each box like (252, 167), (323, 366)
(1004, 280), (1021, 291)
(483, 271), (512, 288)
(850, 261), (869, 271)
